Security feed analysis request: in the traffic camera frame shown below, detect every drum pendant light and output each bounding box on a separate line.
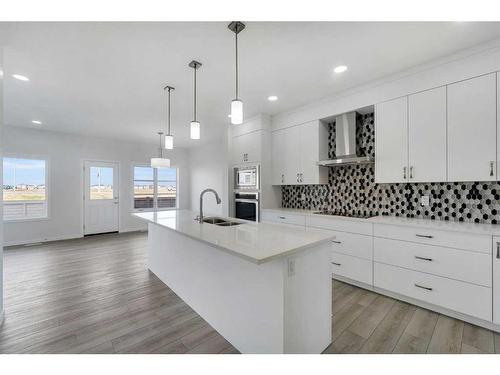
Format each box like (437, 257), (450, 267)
(188, 60), (202, 140)
(228, 21), (245, 125)
(164, 85), (175, 149)
(151, 132), (170, 168)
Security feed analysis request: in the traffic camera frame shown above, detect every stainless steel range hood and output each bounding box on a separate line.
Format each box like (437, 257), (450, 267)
(317, 111), (374, 167)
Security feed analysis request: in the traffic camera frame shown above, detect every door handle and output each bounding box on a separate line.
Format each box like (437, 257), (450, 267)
(403, 166), (407, 180)
(415, 255), (433, 262)
(414, 284), (432, 291)
(331, 262), (341, 266)
(497, 242), (500, 259)
(415, 234), (433, 239)
(490, 161), (495, 177)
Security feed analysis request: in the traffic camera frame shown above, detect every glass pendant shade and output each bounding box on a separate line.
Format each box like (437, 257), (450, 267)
(231, 99), (243, 125)
(164, 134), (174, 149)
(190, 121), (200, 140)
(150, 157), (170, 168)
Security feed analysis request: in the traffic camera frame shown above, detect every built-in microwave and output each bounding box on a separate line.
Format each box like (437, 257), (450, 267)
(234, 165), (260, 190)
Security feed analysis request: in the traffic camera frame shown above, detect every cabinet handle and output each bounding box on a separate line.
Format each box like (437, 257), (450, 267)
(415, 255), (433, 262)
(497, 242), (500, 259)
(331, 240), (342, 244)
(331, 262), (341, 266)
(490, 161), (495, 177)
(415, 234), (433, 239)
(300, 173), (303, 182)
(281, 174), (284, 184)
(403, 166), (407, 180)
(409, 166), (413, 179)
(279, 216), (286, 219)
(414, 284), (433, 291)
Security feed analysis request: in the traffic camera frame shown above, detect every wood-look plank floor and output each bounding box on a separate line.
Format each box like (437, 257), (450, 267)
(1, 232), (499, 354)
(325, 281), (500, 354)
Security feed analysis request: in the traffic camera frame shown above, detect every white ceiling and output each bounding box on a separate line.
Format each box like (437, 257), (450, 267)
(4, 22), (500, 147)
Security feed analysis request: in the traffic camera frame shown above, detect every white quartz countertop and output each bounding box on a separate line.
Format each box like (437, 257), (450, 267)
(133, 210), (335, 264)
(261, 208), (500, 236)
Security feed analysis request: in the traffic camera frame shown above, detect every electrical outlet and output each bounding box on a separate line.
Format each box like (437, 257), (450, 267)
(288, 258), (295, 277)
(421, 195), (430, 207)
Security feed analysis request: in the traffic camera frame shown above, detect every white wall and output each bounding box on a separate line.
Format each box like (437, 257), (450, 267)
(188, 137), (229, 216)
(3, 126), (190, 246)
(273, 39), (500, 130)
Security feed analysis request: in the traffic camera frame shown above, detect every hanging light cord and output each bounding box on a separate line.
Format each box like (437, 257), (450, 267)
(235, 24), (239, 100)
(193, 66), (197, 122)
(167, 89), (171, 136)
(158, 132), (164, 158)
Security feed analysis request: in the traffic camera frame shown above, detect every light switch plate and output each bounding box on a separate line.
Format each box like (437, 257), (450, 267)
(421, 195), (430, 207)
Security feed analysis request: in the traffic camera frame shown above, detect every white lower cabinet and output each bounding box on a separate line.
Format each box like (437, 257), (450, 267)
(374, 262), (492, 321)
(494, 237), (500, 325)
(331, 252), (373, 286)
(374, 237), (492, 287)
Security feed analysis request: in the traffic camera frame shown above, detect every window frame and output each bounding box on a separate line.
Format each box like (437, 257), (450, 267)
(131, 162), (179, 212)
(3, 153), (51, 222)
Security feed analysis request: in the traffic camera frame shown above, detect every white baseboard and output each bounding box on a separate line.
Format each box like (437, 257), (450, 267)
(4, 233), (83, 247)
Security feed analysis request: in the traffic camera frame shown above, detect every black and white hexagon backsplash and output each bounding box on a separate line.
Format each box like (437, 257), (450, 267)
(282, 112), (500, 224)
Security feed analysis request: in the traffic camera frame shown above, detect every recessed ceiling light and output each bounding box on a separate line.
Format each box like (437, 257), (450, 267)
(12, 74), (30, 81)
(268, 95), (278, 101)
(32, 120), (42, 125)
(333, 65), (348, 74)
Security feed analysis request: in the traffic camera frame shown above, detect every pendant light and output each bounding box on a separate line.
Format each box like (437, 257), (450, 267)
(188, 60), (202, 140)
(228, 21), (245, 125)
(164, 85), (175, 149)
(151, 132), (170, 168)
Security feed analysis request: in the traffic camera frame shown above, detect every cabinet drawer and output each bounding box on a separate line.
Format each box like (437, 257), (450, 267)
(374, 237), (491, 287)
(374, 262), (492, 321)
(329, 231), (372, 260)
(373, 224), (491, 254)
(331, 252), (373, 286)
(306, 215), (373, 236)
(260, 211), (305, 226)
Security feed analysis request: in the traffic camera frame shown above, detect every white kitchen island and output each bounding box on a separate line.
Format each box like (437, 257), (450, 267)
(133, 210), (334, 354)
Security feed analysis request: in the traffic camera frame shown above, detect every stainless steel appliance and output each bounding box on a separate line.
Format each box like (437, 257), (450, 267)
(234, 192), (259, 222)
(234, 165), (260, 190)
(317, 111), (374, 167)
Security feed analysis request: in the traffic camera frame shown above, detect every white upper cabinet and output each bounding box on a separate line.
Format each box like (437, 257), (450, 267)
(283, 125), (301, 185)
(375, 96), (408, 183)
(299, 121), (328, 185)
(271, 120), (328, 185)
(408, 86), (447, 182)
(231, 130), (263, 165)
(447, 73), (497, 181)
(271, 129), (286, 185)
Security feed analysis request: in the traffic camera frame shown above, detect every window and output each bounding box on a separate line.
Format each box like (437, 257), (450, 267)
(90, 166), (114, 200)
(133, 165), (177, 210)
(3, 157), (48, 221)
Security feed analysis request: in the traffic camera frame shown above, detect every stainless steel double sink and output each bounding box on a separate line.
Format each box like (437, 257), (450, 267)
(203, 217), (244, 226)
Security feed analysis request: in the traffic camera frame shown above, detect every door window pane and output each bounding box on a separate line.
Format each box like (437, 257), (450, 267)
(3, 157), (48, 220)
(133, 166), (154, 209)
(157, 168), (177, 208)
(90, 167), (114, 200)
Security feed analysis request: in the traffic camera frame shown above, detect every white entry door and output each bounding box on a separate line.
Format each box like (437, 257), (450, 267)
(84, 161), (119, 235)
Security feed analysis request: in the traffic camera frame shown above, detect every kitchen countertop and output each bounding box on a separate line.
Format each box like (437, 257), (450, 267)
(262, 208), (500, 236)
(133, 210), (335, 264)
